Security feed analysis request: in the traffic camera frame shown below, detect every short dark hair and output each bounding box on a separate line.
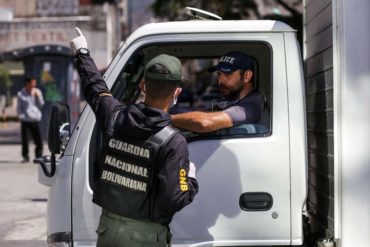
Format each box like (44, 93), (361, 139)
(25, 77), (35, 84)
(144, 63), (179, 98)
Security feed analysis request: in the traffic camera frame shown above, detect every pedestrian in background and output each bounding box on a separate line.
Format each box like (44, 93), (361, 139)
(16, 77), (44, 162)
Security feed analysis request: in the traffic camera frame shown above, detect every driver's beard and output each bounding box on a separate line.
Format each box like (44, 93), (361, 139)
(221, 81), (244, 100)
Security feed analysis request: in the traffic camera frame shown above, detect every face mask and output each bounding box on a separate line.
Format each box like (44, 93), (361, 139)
(171, 96), (178, 107)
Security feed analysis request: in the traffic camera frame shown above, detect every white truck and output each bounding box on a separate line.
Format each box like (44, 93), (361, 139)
(36, 15), (307, 247)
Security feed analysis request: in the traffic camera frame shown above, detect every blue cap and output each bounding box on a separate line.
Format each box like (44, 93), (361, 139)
(208, 51), (253, 73)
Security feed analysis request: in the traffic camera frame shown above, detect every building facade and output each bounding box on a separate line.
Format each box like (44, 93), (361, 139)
(303, 0), (334, 240)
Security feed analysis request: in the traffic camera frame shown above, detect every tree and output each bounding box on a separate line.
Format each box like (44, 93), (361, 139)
(151, 0), (303, 47)
(151, 0), (261, 21)
(0, 65), (13, 107)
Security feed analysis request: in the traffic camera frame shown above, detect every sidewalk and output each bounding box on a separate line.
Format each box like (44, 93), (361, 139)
(0, 121), (21, 144)
(1, 99), (21, 144)
(0, 120), (48, 247)
(0, 143), (48, 246)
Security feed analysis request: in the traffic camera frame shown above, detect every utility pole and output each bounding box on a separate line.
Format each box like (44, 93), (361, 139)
(103, 0), (121, 64)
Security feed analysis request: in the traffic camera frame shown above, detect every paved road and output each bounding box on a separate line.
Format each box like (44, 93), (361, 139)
(0, 122), (48, 246)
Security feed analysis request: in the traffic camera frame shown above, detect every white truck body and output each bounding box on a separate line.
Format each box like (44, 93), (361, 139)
(303, 0), (370, 246)
(332, 0), (370, 246)
(39, 20), (307, 246)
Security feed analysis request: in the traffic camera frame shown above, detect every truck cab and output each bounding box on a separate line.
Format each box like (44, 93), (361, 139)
(38, 19), (307, 247)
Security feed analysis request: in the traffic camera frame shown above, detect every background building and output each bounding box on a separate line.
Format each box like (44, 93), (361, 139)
(0, 0), (157, 129)
(0, 0), (115, 128)
(303, 0), (334, 241)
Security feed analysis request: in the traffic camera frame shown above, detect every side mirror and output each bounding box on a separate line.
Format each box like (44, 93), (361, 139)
(48, 103), (70, 154)
(34, 103), (70, 177)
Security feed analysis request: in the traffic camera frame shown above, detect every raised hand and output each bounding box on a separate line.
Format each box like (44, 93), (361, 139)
(70, 27), (88, 54)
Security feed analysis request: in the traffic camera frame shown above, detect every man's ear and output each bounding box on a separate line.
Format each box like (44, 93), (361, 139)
(243, 70), (253, 83)
(139, 80), (146, 93)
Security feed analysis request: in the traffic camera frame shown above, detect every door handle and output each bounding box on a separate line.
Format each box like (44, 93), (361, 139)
(239, 192), (273, 211)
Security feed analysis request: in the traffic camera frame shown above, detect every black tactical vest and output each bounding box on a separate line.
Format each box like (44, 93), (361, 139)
(92, 109), (177, 223)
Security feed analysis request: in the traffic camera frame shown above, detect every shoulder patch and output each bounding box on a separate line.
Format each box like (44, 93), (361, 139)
(179, 168), (188, 191)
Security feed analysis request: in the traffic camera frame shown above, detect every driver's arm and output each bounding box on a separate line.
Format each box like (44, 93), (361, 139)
(171, 111), (233, 133)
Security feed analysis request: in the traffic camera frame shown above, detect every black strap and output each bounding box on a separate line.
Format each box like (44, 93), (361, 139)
(147, 125), (177, 222)
(105, 107), (125, 138)
(148, 125), (177, 146)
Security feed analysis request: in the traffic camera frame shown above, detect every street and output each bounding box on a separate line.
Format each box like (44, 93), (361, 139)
(0, 122), (48, 247)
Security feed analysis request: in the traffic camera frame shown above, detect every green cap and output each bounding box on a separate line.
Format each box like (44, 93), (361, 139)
(144, 54), (182, 82)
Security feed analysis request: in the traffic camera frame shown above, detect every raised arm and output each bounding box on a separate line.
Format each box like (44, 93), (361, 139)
(71, 27), (122, 132)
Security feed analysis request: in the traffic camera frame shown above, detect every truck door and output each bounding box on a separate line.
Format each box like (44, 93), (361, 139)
(169, 38), (292, 246)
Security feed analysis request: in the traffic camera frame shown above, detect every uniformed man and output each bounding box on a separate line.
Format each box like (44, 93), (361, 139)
(70, 28), (198, 247)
